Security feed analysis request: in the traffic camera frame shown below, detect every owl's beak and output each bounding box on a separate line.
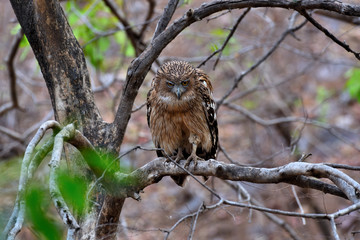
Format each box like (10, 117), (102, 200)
(174, 86), (184, 100)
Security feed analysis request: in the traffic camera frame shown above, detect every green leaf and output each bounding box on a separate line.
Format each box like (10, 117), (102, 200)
(26, 185), (63, 240)
(98, 37), (110, 52)
(345, 68), (360, 102)
(114, 32), (135, 57)
(210, 28), (226, 37)
(58, 171), (89, 216)
(210, 43), (219, 52)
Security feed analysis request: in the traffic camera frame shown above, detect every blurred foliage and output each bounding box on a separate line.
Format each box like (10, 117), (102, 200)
(65, 0), (135, 70)
(10, 0), (135, 71)
(0, 157), (21, 232)
(25, 184), (64, 240)
(0, 145), (134, 239)
(209, 28), (240, 56)
(345, 68), (360, 102)
(315, 86), (333, 122)
(58, 170), (89, 217)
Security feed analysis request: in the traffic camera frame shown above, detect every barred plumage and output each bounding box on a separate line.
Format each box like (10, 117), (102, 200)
(147, 61), (218, 186)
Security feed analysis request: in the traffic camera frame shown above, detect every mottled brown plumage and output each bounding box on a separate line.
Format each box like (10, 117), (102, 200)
(147, 61), (218, 186)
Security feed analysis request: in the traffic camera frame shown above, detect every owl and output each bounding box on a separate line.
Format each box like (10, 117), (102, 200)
(147, 60), (218, 186)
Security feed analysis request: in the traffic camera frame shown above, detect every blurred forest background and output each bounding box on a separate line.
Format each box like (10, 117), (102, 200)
(1, 0), (360, 239)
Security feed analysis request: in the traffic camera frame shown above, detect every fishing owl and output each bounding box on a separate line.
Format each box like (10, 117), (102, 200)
(147, 60), (218, 186)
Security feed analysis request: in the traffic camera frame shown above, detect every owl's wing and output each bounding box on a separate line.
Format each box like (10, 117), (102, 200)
(147, 85), (164, 158)
(146, 80), (156, 128)
(203, 94), (218, 159)
(198, 75), (218, 159)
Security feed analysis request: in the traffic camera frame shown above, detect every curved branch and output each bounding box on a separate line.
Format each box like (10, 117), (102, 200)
(48, 124), (80, 232)
(3, 121), (61, 240)
(113, 158), (357, 201)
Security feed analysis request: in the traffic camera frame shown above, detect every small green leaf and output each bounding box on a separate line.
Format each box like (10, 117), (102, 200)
(345, 68), (360, 102)
(210, 43), (219, 52)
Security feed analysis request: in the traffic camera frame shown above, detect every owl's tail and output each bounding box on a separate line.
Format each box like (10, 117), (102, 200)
(171, 176), (208, 187)
(171, 176), (186, 187)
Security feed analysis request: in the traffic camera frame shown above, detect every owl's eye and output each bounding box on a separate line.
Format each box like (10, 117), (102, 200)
(166, 81), (174, 88)
(181, 79), (189, 86)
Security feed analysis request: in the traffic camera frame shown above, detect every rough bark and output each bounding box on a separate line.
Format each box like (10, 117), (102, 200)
(9, 0), (113, 239)
(8, 0), (360, 239)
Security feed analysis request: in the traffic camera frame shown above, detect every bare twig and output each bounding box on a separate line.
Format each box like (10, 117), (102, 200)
(0, 111), (53, 143)
(139, 0), (156, 39)
(187, 202), (203, 240)
(225, 181), (301, 240)
(103, 0), (145, 55)
(223, 198), (360, 219)
(299, 10), (360, 61)
(216, 18), (308, 108)
(197, 8), (251, 69)
(131, 102), (147, 113)
(325, 163), (360, 171)
(223, 102), (360, 152)
(1, 28), (24, 116)
(292, 186), (306, 225)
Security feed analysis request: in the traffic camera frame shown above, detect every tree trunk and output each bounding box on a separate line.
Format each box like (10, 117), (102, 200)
(9, 0), (121, 239)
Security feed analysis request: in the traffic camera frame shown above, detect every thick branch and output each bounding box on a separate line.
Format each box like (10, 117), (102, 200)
(112, 158), (354, 201)
(152, 0), (179, 39)
(9, 0), (104, 137)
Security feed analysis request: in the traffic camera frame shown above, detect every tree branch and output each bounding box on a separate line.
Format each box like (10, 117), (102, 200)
(48, 124), (80, 232)
(111, 158), (356, 202)
(139, 0), (156, 40)
(197, 7), (251, 69)
(152, 0), (179, 39)
(1, 29), (24, 116)
(112, 0), (360, 153)
(216, 16), (307, 108)
(3, 121), (61, 240)
(299, 10), (360, 61)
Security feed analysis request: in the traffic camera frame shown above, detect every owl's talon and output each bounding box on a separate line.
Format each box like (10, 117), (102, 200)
(173, 150), (184, 163)
(184, 154), (202, 168)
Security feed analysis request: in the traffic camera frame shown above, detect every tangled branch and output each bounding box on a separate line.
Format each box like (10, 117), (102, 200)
(4, 120), (360, 239)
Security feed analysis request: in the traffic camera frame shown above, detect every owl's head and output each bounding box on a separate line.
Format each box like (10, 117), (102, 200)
(155, 61), (197, 101)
